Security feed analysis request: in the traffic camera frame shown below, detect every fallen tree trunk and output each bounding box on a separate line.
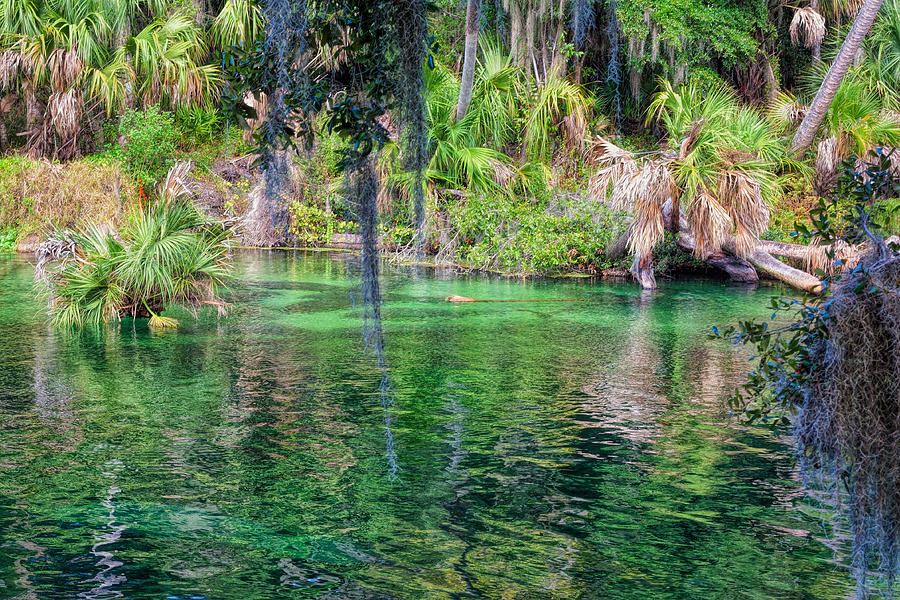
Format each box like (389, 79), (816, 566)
(735, 244), (824, 294)
(664, 202), (759, 284)
(622, 201), (825, 293)
(606, 223), (633, 261)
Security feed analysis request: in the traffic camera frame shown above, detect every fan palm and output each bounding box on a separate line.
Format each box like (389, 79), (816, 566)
(595, 79), (787, 261)
(211, 0), (262, 48)
(523, 70), (589, 160)
(41, 165), (233, 328)
(774, 69), (900, 193)
(0, 0), (222, 159)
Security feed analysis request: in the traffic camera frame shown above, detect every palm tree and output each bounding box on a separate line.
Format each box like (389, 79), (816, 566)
(211, 0), (262, 48)
(39, 162), (233, 328)
(791, 0), (886, 154)
(790, 2), (826, 61)
(592, 79), (823, 293)
(0, 0), (221, 159)
(455, 0), (481, 120)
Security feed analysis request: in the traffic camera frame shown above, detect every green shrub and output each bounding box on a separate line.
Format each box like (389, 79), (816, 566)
(448, 194), (620, 274)
(0, 228), (17, 251)
(287, 201), (358, 247)
(39, 198), (233, 328)
(119, 106), (178, 187)
(176, 106), (223, 143)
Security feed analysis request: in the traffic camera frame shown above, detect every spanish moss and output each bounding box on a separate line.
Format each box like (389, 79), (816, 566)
(252, 0), (308, 246)
(572, 0), (595, 49)
(796, 244), (900, 598)
(390, 0), (429, 255)
(606, 0), (622, 132)
(350, 156), (400, 481)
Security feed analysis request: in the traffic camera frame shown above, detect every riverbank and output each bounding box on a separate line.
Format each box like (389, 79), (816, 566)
(0, 153), (756, 280)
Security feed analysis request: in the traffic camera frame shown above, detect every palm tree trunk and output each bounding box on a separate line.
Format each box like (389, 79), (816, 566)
(525, 5), (536, 78)
(791, 0), (885, 155)
(811, 0), (822, 61)
(25, 83), (40, 133)
(456, 0), (482, 120)
(550, 0), (566, 77)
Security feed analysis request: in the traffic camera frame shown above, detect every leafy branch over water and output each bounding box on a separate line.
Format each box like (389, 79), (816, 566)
(715, 154), (900, 597)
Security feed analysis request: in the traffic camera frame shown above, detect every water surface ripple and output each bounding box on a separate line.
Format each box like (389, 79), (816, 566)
(0, 250), (849, 599)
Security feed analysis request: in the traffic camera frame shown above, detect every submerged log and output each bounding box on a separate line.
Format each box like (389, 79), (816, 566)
(445, 295), (585, 303)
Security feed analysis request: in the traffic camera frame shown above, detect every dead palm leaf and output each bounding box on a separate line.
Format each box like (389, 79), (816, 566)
(47, 48), (82, 94)
(47, 88), (83, 159)
(815, 135), (841, 195)
(160, 161), (194, 202)
(626, 161), (674, 258)
(0, 50), (24, 90)
(687, 187), (732, 259)
(718, 170), (769, 257)
(790, 7), (826, 50)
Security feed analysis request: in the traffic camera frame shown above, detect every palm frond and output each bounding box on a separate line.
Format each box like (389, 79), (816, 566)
(790, 7), (826, 50)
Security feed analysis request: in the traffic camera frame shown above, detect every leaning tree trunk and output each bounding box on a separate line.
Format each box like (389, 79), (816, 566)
(791, 0), (885, 154)
(456, 0), (482, 120)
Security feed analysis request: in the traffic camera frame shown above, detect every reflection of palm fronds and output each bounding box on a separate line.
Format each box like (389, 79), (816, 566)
(790, 7), (826, 50)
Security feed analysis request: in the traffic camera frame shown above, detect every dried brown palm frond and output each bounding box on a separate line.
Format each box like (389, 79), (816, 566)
(0, 93), (17, 113)
(586, 137), (641, 204)
(888, 148), (900, 178)
(487, 157), (516, 188)
(790, 7), (826, 50)
(160, 161), (195, 202)
(803, 237), (862, 274)
(718, 170), (769, 257)
(687, 187), (732, 259)
(47, 49), (82, 93)
(47, 89), (81, 138)
(626, 161), (674, 258)
(563, 108), (587, 156)
(814, 136), (842, 196)
(768, 92), (808, 131)
(0, 50), (24, 90)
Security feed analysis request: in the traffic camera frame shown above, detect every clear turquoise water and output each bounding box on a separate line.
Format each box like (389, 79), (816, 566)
(0, 250), (850, 599)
